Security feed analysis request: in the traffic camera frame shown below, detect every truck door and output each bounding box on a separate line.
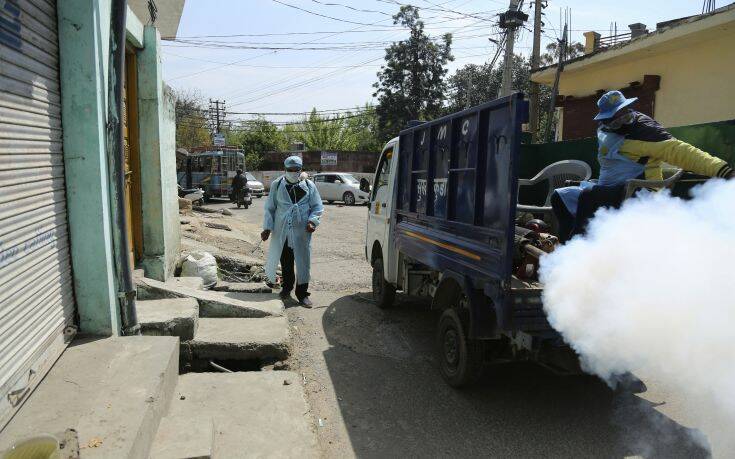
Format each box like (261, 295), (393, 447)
(367, 142), (398, 282)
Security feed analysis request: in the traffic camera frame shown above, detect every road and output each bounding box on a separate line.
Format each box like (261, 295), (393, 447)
(195, 197), (709, 458)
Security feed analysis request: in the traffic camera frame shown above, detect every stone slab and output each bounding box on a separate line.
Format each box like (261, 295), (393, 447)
(188, 318), (290, 361)
(170, 372), (318, 458)
(168, 276), (205, 291)
(211, 282), (272, 293)
(136, 277), (283, 318)
(137, 298), (199, 341)
(0, 337), (179, 459)
(150, 415), (214, 459)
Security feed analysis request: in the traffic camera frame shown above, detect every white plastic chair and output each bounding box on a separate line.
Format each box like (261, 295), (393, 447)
(516, 160), (592, 216)
(623, 168), (683, 200)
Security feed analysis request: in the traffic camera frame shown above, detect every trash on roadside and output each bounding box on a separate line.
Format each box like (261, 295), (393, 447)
(181, 251), (219, 288)
(318, 418), (325, 427)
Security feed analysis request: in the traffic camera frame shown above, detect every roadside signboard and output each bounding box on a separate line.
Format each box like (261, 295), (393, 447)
(213, 133), (225, 146)
(321, 151), (338, 166)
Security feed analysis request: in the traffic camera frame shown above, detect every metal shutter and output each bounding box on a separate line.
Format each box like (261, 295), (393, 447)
(0, 0), (75, 428)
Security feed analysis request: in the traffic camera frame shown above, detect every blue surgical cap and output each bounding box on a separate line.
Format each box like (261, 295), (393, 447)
(284, 156), (303, 169)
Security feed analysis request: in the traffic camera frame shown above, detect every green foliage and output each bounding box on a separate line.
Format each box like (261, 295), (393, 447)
(227, 118), (287, 170)
(447, 54), (556, 141)
(540, 41), (585, 66)
(446, 54), (530, 112)
(284, 104), (381, 151)
(173, 89), (210, 150)
(373, 5), (453, 141)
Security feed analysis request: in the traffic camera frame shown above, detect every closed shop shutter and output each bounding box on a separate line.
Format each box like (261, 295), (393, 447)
(0, 0), (75, 428)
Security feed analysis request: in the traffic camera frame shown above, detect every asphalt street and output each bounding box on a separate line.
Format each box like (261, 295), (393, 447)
(204, 196), (710, 458)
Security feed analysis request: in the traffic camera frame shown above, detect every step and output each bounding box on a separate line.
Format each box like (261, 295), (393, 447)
(137, 298), (199, 341)
(211, 281), (272, 293)
(136, 277), (283, 318)
(187, 317), (290, 362)
(149, 415), (215, 459)
(168, 372), (318, 458)
(0, 336), (179, 458)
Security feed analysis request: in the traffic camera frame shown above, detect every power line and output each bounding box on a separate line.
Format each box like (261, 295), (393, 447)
(271, 0), (396, 26)
(168, 4), (399, 81)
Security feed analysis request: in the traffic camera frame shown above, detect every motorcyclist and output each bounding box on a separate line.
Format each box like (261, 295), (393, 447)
(231, 168), (248, 205)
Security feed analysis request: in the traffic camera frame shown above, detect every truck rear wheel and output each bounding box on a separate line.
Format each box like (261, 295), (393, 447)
(372, 257), (395, 309)
(437, 308), (485, 387)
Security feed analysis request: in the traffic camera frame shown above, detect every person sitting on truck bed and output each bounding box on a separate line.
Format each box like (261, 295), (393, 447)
(551, 90), (734, 242)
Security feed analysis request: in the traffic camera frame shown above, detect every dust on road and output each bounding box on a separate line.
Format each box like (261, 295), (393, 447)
(186, 197), (708, 458)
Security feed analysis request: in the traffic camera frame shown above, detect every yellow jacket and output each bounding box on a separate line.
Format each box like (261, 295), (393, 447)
(612, 111), (733, 180)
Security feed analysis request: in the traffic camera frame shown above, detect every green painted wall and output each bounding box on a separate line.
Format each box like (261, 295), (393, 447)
(58, 0), (120, 335)
(137, 26), (181, 281)
(518, 119), (735, 205)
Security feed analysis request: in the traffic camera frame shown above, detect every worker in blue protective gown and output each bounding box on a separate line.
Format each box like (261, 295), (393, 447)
(551, 90), (734, 242)
(261, 156), (324, 307)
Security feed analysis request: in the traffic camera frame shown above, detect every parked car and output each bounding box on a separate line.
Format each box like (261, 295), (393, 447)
(245, 172), (265, 197)
(313, 173), (370, 205)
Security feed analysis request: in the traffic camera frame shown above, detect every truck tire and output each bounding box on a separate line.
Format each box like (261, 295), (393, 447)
(437, 308), (485, 387)
(343, 192), (355, 206)
(372, 257), (395, 309)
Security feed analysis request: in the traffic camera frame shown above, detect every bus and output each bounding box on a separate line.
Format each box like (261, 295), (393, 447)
(177, 146), (245, 200)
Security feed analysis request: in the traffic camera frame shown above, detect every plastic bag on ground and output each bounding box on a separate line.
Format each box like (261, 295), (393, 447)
(181, 251), (218, 288)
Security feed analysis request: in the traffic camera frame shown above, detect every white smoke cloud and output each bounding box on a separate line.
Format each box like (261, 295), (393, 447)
(539, 179), (735, 457)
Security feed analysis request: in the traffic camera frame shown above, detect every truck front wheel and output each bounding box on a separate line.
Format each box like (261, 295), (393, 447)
(372, 257), (395, 309)
(437, 308), (485, 387)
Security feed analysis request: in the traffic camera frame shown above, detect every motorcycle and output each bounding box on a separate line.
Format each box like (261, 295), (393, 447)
(229, 187), (252, 209)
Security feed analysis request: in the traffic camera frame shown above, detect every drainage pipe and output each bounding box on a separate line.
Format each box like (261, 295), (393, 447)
(108, 0), (139, 335)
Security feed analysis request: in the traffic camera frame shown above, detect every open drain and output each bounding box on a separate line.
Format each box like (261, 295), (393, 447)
(182, 357), (289, 374)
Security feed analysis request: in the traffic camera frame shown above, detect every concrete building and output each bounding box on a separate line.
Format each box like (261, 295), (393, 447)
(531, 3), (735, 140)
(0, 0), (183, 429)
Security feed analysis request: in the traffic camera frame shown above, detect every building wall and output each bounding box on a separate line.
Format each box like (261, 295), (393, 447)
(137, 26), (181, 281)
(58, 0), (120, 335)
(261, 150), (380, 173)
(555, 27), (735, 130)
(57, 5), (180, 334)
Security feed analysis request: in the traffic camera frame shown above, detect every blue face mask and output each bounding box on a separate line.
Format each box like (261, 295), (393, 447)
(285, 171), (300, 183)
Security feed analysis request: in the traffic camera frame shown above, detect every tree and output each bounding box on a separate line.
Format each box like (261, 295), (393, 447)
(173, 89), (210, 150)
(540, 41), (585, 66)
(446, 54), (530, 112)
(373, 6), (453, 141)
(283, 105), (381, 151)
(447, 54), (557, 142)
(228, 118), (286, 170)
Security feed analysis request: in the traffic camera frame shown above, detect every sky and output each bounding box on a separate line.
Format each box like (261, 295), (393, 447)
(162, 0), (710, 124)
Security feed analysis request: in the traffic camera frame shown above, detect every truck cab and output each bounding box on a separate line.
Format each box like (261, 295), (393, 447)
(365, 94), (578, 387)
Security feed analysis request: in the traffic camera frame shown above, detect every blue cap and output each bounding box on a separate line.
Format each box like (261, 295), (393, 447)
(284, 155), (303, 169)
(594, 90), (638, 120)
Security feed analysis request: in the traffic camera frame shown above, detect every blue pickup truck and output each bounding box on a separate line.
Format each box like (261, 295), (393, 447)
(365, 94), (578, 387)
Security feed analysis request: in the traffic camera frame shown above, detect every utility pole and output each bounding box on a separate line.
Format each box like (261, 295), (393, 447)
(528, 0), (545, 142)
(208, 99), (226, 135)
(543, 23), (568, 143)
(499, 0), (528, 97)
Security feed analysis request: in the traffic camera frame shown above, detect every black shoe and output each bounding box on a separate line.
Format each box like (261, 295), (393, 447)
(279, 289), (292, 300)
(299, 297), (313, 308)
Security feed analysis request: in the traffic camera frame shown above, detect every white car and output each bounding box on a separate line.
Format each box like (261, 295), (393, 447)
(245, 172), (265, 197)
(313, 173), (370, 205)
